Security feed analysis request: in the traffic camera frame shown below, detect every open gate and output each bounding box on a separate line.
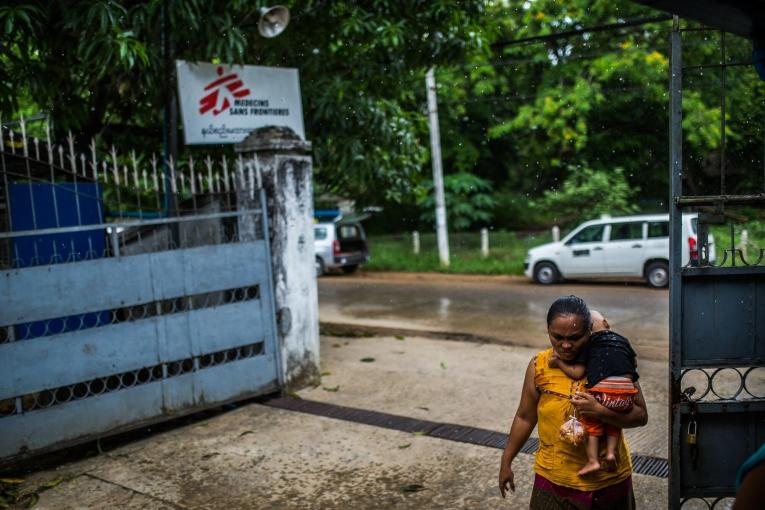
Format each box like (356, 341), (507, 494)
(0, 125), (282, 462)
(669, 18), (765, 508)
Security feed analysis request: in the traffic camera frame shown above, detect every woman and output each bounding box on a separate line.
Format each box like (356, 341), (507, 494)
(498, 295), (648, 509)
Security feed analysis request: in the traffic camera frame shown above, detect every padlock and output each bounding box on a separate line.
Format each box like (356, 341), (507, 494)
(687, 420), (697, 445)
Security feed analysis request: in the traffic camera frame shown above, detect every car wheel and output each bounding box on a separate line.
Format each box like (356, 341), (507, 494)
(315, 257), (325, 277)
(534, 262), (559, 285)
(646, 261), (669, 288)
(341, 264), (359, 274)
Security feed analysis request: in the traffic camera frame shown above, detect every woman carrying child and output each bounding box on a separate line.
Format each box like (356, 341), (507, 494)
(498, 295), (648, 509)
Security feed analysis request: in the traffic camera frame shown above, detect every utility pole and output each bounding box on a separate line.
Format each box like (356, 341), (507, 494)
(425, 67), (449, 267)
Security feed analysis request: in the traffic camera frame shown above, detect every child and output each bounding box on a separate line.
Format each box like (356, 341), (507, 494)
(548, 310), (639, 476)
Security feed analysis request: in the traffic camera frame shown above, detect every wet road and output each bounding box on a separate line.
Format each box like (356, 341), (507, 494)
(318, 272), (669, 361)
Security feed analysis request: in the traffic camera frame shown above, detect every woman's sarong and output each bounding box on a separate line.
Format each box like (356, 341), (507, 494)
(529, 473), (636, 510)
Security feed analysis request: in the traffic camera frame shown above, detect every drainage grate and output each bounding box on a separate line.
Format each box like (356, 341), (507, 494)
(264, 397), (668, 479)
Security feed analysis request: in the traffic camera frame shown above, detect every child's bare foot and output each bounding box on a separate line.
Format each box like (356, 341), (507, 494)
(603, 453), (617, 472)
(578, 460), (601, 476)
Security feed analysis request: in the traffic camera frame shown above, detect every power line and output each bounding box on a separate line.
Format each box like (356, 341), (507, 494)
(490, 15), (673, 50)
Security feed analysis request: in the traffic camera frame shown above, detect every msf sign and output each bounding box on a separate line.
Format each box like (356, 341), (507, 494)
(176, 60), (305, 145)
(199, 66), (251, 116)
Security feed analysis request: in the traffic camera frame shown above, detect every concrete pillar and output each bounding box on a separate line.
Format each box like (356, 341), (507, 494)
(235, 126), (319, 390)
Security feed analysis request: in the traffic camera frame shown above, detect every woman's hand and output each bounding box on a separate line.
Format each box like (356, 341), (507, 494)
(498, 460), (515, 498)
(571, 392), (603, 419)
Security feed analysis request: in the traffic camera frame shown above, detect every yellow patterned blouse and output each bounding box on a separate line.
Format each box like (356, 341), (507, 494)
(533, 348), (633, 491)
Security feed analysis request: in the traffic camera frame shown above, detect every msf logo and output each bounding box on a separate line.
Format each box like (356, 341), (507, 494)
(199, 66), (251, 116)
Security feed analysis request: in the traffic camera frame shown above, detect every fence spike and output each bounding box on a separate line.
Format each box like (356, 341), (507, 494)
(90, 138), (98, 181)
(0, 114), (4, 152)
(169, 156), (177, 194)
(33, 137), (40, 160)
(197, 173), (204, 194)
(222, 157), (230, 192)
(58, 145), (64, 169)
(80, 153), (87, 178)
(109, 145), (119, 184)
(102, 161), (109, 183)
(9, 129), (15, 155)
(67, 131), (76, 173)
(236, 157), (245, 191)
(142, 168), (148, 190)
(151, 154), (159, 191)
(247, 163), (255, 200)
(131, 151), (139, 188)
(19, 116), (28, 156)
(189, 155), (196, 194)
(207, 161), (213, 193)
(46, 121), (53, 163)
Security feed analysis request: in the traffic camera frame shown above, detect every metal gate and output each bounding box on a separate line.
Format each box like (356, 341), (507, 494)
(669, 19), (765, 508)
(0, 122), (282, 462)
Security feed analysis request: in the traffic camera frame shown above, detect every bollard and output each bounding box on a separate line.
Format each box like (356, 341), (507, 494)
(413, 231), (420, 254)
(481, 228), (489, 258)
(552, 225), (560, 242)
(741, 229), (749, 260)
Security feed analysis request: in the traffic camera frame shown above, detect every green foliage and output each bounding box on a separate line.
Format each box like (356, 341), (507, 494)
(1, 0), (485, 205)
(417, 172), (496, 230)
(532, 166), (640, 226)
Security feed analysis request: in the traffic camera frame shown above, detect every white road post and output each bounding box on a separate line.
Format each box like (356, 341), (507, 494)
(552, 225), (560, 242)
(413, 230), (420, 254)
(481, 228), (489, 258)
(426, 67), (450, 267)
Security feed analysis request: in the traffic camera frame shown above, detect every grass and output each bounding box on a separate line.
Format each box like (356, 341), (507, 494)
(365, 220), (765, 275)
(365, 230), (551, 275)
(709, 221), (765, 266)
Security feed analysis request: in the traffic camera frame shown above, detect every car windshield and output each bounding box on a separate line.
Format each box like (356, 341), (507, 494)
(338, 224), (361, 240)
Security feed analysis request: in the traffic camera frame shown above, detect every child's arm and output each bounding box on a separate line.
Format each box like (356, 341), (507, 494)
(548, 354), (586, 380)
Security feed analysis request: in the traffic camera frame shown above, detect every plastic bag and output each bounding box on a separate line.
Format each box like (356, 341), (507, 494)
(558, 414), (586, 446)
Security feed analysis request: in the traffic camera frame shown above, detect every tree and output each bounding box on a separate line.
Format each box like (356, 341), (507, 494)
(0, 1), (485, 203)
(417, 172), (496, 231)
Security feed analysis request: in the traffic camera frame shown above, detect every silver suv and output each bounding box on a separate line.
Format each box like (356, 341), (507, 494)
(314, 221), (369, 276)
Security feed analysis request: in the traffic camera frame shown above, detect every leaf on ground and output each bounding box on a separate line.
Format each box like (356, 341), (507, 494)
(332, 343), (341, 348)
(398, 443), (411, 449)
(23, 493), (39, 508)
(285, 391), (302, 399)
(360, 357), (376, 363)
(201, 452), (219, 460)
(411, 431), (428, 436)
(40, 478), (63, 490)
(440, 362), (447, 369)
(0, 479), (25, 485)
(400, 484), (426, 493)
(239, 430), (254, 437)
(395, 335), (405, 340)
(323, 386), (340, 392)
(320, 371), (332, 377)
(416, 406), (429, 411)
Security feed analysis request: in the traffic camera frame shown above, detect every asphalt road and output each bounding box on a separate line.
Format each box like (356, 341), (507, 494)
(318, 272), (669, 362)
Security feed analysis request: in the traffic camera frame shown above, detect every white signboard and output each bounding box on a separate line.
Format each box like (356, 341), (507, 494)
(176, 60), (305, 145)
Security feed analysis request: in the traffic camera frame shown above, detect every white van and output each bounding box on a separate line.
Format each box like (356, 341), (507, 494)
(523, 214), (715, 288)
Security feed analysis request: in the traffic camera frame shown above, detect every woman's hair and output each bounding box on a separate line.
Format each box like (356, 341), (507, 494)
(546, 295), (593, 331)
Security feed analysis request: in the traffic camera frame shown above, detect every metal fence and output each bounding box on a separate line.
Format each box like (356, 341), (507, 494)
(0, 119), (281, 462)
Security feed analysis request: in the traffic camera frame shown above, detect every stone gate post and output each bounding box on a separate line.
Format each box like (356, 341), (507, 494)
(235, 126), (319, 389)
